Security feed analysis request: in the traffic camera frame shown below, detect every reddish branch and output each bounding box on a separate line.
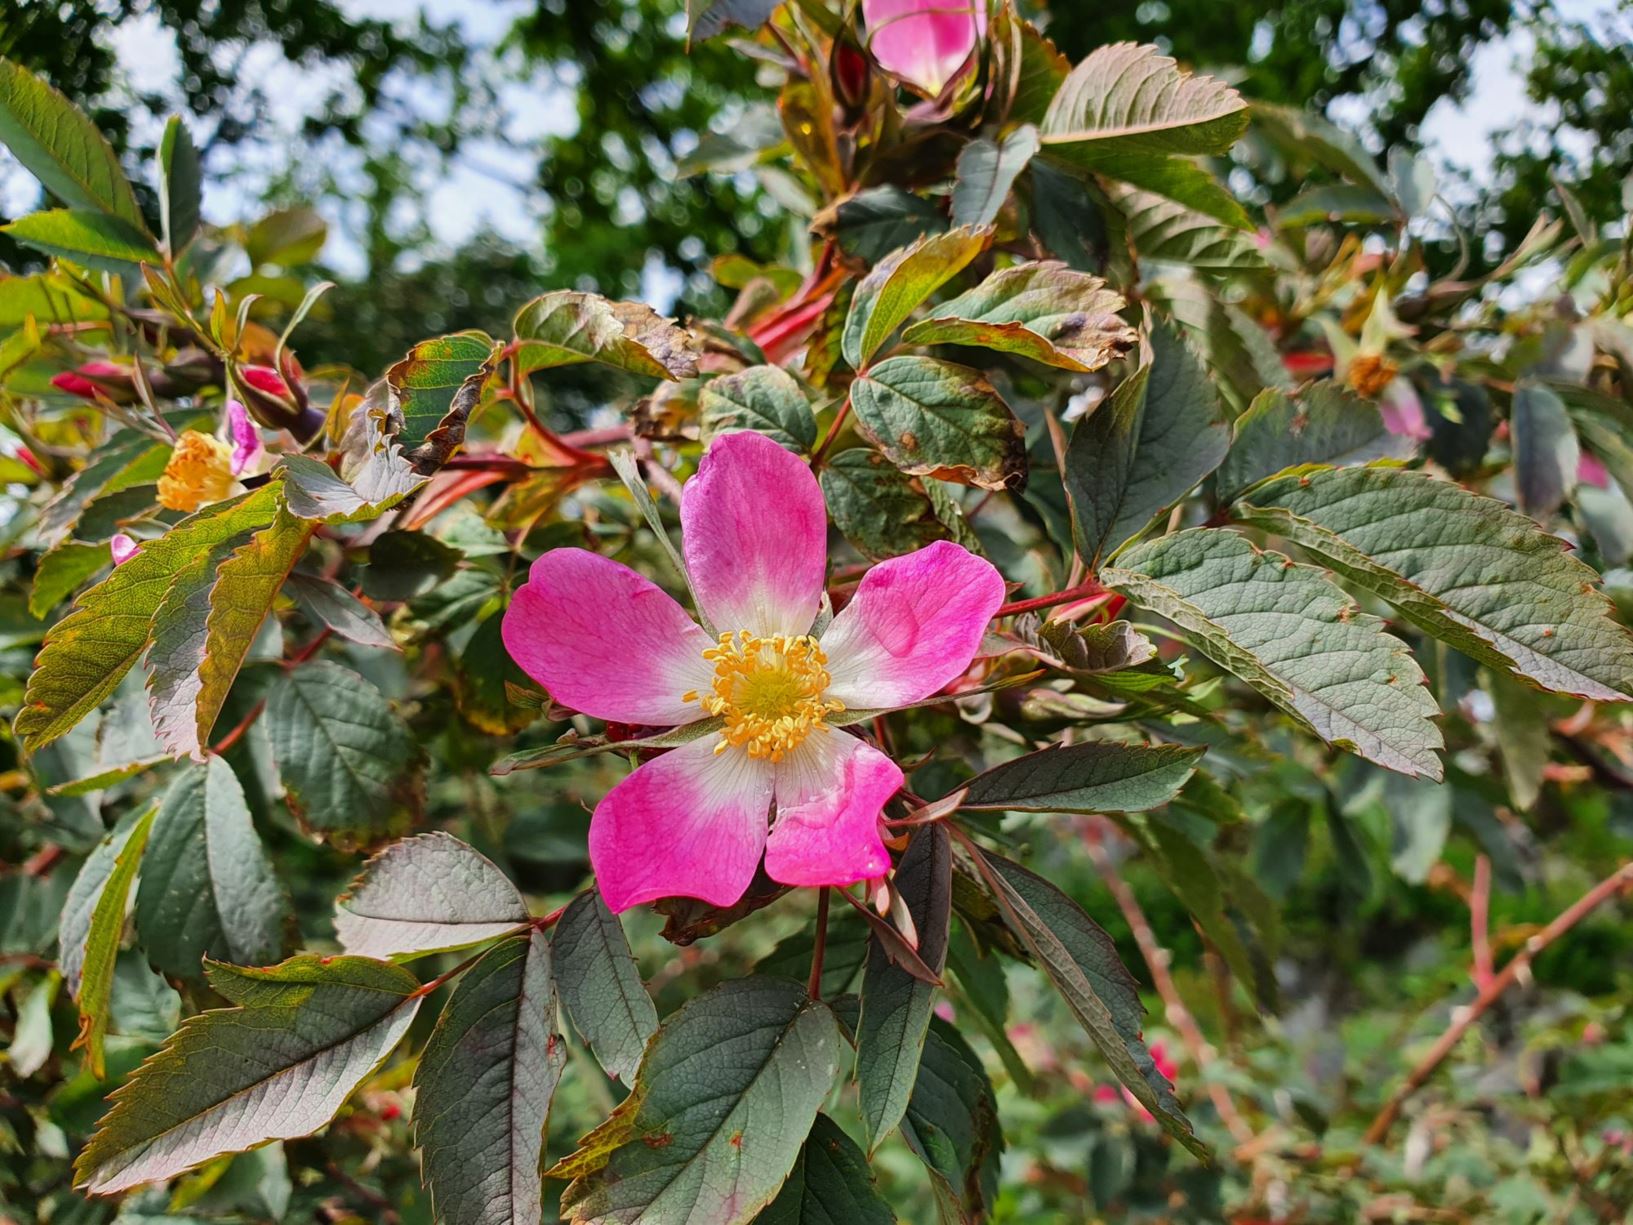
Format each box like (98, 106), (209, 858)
(1361, 860), (1633, 1147)
(994, 580), (1115, 619)
(807, 887), (832, 1000)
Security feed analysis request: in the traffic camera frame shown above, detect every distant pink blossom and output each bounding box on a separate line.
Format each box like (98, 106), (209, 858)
(501, 430), (1003, 913)
(862, 0), (986, 98)
(109, 533), (139, 565)
(1378, 378), (1430, 441)
(1579, 451), (1611, 490)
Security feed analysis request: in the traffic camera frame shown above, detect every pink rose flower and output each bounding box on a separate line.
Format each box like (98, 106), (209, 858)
(225, 400), (264, 476)
(862, 0), (987, 98)
(501, 430), (1003, 913)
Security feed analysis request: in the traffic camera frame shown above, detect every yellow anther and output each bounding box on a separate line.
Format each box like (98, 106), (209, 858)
(692, 630), (844, 762)
(157, 430), (235, 512)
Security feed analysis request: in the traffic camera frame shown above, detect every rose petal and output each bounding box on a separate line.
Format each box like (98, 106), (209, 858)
(821, 540), (1004, 709)
(590, 736), (774, 913)
(225, 400), (264, 475)
(682, 429), (827, 638)
(764, 730), (899, 888)
(862, 0), (985, 97)
(109, 533), (139, 565)
(501, 548), (715, 725)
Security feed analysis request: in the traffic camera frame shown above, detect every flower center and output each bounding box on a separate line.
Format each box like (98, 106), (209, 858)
(157, 430), (236, 513)
(686, 631), (844, 762)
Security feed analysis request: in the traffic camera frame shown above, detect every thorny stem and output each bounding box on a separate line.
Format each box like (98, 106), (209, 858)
(1360, 859), (1633, 1148)
(808, 887), (832, 1000)
(1083, 834), (1256, 1146)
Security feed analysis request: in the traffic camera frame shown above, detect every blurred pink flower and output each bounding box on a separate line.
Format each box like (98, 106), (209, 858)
(501, 430), (1003, 913)
(862, 0), (986, 98)
(109, 533), (139, 565)
(1579, 451), (1611, 490)
(1378, 378), (1430, 441)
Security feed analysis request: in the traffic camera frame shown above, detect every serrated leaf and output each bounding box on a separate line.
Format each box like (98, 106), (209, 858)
(551, 978), (841, 1225)
(285, 572), (394, 649)
(951, 126), (1040, 228)
(456, 611), (538, 735)
(850, 355), (1026, 491)
(71, 805), (155, 1080)
(858, 825), (951, 1153)
(1042, 42), (1247, 159)
(157, 116), (201, 252)
(820, 448), (957, 561)
(823, 187), (947, 264)
(968, 845), (1203, 1158)
(1235, 466), (1633, 701)
(1007, 19), (1070, 126)
(134, 758), (288, 981)
(266, 660), (425, 848)
(1511, 379), (1579, 519)
(1104, 527), (1444, 777)
(1252, 102), (1392, 198)
(754, 1114), (895, 1225)
(900, 1018), (1004, 1222)
(514, 290), (698, 381)
(16, 488), (281, 752)
(1216, 381), (1411, 501)
(385, 330), (498, 462)
(551, 887), (658, 1085)
(687, 0), (780, 41)
(962, 740), (1203, 813)
(75, 955), (422, 1194)
(29, 539), (110, 617)
(279, 453), (419, 525)
(3, 208), (158, 273)
(841, 226), (992, 370)
(334, 832), (526, 960)
(0, 57), (146, 227)
(903, 261), (1135, 373)
(413, 930), (564, 1225)
(1110, 182), (1265, 270)
(700, 364), (818, 451)
(1065, 323), (1229, 566)
(1147, 272), (1289, 414)
(37, 428), (174, 547)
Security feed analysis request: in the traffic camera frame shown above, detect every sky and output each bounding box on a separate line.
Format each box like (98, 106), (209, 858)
(0, 0), (1625, 306)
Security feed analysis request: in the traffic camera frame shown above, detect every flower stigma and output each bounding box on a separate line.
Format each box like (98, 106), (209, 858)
(686, 630), (845, 762)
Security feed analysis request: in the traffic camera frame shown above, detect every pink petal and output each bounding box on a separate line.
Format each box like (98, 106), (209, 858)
(590, 736), (774, 913)
(226, 400), (264, 475)
(766, 731), (900, 888)
(820, 540), (1004, 709)
(501, 548), (715, 726)
(1579, 451), (1611, 490)
(682, 429), (827, 638)
(109, 533), (139, 566)
(1378, 378), (1431, 441)
(862, 0), (985, 97)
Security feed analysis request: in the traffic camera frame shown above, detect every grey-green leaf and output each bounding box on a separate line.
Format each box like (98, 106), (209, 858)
(700, 364), (818, 451)
(754, 1115), (896, 1225)
(850, 355), (1027, 492)
(551, 888), (658, 1085)
(134, 758), (289, 980)
(1105, 527), (1444, 777)
(1217, 381), (1410, 501)
(157, 115), (202, 252)
(840, 226), (991, 371)
(1511, 379), (1579, 519)
(334, 832), (526, 960)
(413, 930), (564, 1225)
(820, 448), (958, 561)
(900, 1018), (1005, 1221)
(857, 825), (951, 1153)
(951, 126), (1040, 228)
(962, 740), (1205, 814)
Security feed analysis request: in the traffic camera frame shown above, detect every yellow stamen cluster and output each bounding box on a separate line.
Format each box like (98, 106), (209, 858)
(157, 430), (235, 512)
(686, 630), (844, 762)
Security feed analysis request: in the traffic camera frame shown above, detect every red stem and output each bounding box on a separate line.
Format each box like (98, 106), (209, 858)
(994, 580), (1110, 618)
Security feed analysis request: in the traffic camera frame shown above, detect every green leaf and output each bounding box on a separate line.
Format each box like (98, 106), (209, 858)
(385, 330), (498, 461)
(1148, 272), (1289, 414)
(850, 355), (1026, 492)
(58, 814), (142, 999)
(700, 364), (818, 452)
(456, 611), (538, 735)
(754, 1115), (895, 1225)
(1251, 102), (1392, 198)
(334, 832), (526, 960)
(514, 290), (698, 381)
(0, 57), (146, 227)
(1216, 382), (1410, 501)
(245, 206), (326, 266)
(0, 270), (109, 328)
(37, 428), (174, 547)
(1234, 466), (1633, 701)
(1006, 19), (1070, 126)
(1275, 185), (1398, 228)
(825, 187), (946, 264)
(821, 448), (960, 561)
(951, 126), (1040, 228)
(1065, 323), (1229, 566)
(134, 758), (289, 981)
(1110, 183), (1266, 270)
(74, 805), (156, 1080)
(755, 908), (871, 997)
(551, 887), (659, 1085)
(551, 978), (842, 1225)
(16, 488), (281, 752)
(157, 115), (202, 252)
(962, 740), (1203, 814)
(968, 846), (1204, 1158)
(29, 539), (110, 617)
(1511, 379), (1579, 519)
(285, 571), (394, 649)
(1490, 670), (1549, 812)
(687, 0), (780, 41)
(413, 930), (564, 1225)
(900, 1018), (1004, 1222)
(279, 453), (420, 526)
(1042, 42), (1247, 160)
(3, 209), (158, 273)
(902, 261), (1135, 373)
(858, 825), (951, 1153)
(1104, 527), (1444, 777)
(75, 955), (422, 1194)
(840, 226), (992, 370)
(265, 660), (425, 848)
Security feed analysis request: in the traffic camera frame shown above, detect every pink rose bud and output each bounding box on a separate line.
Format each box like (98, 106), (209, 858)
(236, 362), (324, 442)
(110, 533), (139, 565)
(862, 0), (986, 98)
(50, 360), (137, 404)
(241, 364), (292, 400)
